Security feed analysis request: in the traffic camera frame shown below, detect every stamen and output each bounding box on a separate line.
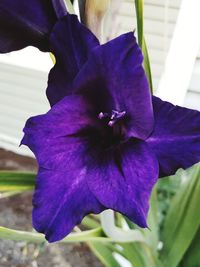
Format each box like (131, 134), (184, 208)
(98, 110), (126, 127)
(108, 110), (126, 127)
(108, 120), (115, 127)
(98, 112), (109, 119)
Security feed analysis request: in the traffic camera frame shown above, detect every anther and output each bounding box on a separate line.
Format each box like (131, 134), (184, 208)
(108, 110), (126, 127)
(98, 112), (109, 119)
(98, 110), (126, 127)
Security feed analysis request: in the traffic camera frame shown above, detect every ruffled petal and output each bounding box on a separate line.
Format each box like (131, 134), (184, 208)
(74, 32), (154, 140)
(21, 95), (95, 170)
(87, 139), (159, 227)
(47, 15), (100, 106)
(32, 166), (103, 242)
(21, 95), (103, 242)
(147, 96), (200, 177)
(0, 0), (67, 52)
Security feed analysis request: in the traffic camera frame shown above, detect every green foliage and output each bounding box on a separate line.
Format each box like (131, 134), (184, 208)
(0, 171), (35, 192)
(135, 0), (153, 93)
(180, 226), (200, 267)
(160, 164), (200, 267)
(1, 166), (199, 267)
(89, 242), (121, 267)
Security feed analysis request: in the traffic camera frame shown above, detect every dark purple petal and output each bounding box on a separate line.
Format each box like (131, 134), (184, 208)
(74, 32), (154, 140)
(47, 15), (100, 106)
(147, 96), (200, 177)
(21, 95), (95, 169)
(0, 0), (67, 53)
(32, 166), (103, 243)
(87, 139), (159, 227)
(21, 95), (103, 242)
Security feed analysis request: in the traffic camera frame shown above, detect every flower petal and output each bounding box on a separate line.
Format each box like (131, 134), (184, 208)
(0, 0), (66, 53)
(21, 95), (95, 170)
(87, 139), (159, 227)
(47, 15), (100, 106)
(74, 32), (154, 140)
(147, 96), (200, 177)
(32, 166), (103, 243)
(21, 95), (103, 242)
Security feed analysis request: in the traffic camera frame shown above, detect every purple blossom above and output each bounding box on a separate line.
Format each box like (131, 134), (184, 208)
(1, 1), (200, 243)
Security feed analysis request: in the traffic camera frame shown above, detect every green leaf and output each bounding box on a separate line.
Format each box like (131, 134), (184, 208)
(0, 226), (112, 243)
(0, 171), (35, 191)
(160, 164), (200, 267)
(135, 0), (143, 48)
(82, 215), (100, 229)
(121, 243), (162, 267)
(179, 226), (200, 267)
(142, 39), (153, 93)
(134, 0), (153, 93)
(89, 242), (121, 267)
(142, 187), (159, 251)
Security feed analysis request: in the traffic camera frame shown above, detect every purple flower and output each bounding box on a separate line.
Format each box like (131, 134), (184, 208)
(1, 2), (200, 242)
(0, 0), (67, 52)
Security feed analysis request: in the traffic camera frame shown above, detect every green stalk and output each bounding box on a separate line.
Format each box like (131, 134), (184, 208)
(0, 171), (35, 192)
(135, 0), (153, 93)
(0, 226), (112, 243)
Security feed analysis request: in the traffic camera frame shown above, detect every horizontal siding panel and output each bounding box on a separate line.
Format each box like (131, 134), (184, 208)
(0, 81), (48, 102)
(0, 121), (24, 141)
(125, 0), (181, 9)
(145, 33), (170, 50)
(148, 48), (166, 64)
(0, 63), (49, 151)
(0, 64), (48, 90)
(0, 92), (48, 113)
(120, 2), (179, 22)
(115, 16), (175, 37)
(184, 91), (200, 110)
(0, 138), (31, 157)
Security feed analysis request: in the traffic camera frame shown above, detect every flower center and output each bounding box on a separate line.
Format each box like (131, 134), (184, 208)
(98, 110), (126, 127)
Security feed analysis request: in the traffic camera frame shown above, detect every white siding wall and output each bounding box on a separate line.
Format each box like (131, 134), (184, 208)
(0, 61), (49, 155)
(106, 0), (200, 111)
(106, 0), (182, 89)
(185, 48), (200, 110)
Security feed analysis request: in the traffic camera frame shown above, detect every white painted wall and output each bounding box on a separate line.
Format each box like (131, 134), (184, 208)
(0, 48), (51, 155)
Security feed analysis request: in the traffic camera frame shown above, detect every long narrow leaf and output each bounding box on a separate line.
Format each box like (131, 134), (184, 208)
(0, 171), (35, 191)
(135, 0), (143, 47)
(134, 0), (153, 93)
(89, 242), (121, 267)
(142, 188), (159, 252)
(160, 164), (200, 267)
(179, 226), (200, 267)
(142, 39), (153, 92)
(121, 243), (162, 267)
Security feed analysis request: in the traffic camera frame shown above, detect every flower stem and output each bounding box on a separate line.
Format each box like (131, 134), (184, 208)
(0, 226), (113, 243)
(135, 0), (153, 94)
